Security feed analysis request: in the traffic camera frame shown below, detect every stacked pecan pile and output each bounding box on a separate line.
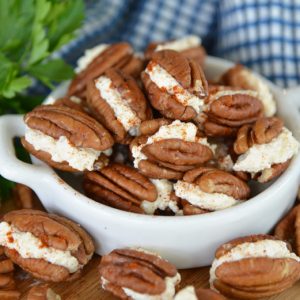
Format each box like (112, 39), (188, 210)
(21, 35), (299, 217)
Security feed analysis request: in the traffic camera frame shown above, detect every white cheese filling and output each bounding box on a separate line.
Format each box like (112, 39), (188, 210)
(25, 128), (112, 171)
(75, 44), (109, 73)
(141, 179), (182, 215)
(95, 76), (141, 136)
(155, 35), (201, 52)
(210, 239), (300, 288)
(174, 181), (241, 211)
(0, 222), (79, 273)
(233, 127), (299, 173)
(145, 63), (204, 113)
(131, 120), (215, 168)
(174, 286), (198, 300)
(240, 69), (276, 117)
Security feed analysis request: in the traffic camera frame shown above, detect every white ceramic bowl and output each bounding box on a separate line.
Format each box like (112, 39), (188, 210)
(1, 56), (300, 269)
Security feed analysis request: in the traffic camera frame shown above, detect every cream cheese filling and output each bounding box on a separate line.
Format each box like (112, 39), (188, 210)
(209, 239), (300, 288)
(95, 76), (141, 136)
(174, 181), (241, 211)
(240, 69), (276, 117)
(141, 179), (182, 215)
(131, 120), (215, 168)
(25, 128), (112, 171)
(0, 222), (79, 273)
(145, 63), (204, 113)
(75, 44), (109, 73)
(155, 35), (201, 52)
(174, 286), (198, 300)
(233, 127), (299, 173)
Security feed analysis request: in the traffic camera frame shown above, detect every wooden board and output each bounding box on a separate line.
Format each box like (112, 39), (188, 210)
(16, 256), (300, 299)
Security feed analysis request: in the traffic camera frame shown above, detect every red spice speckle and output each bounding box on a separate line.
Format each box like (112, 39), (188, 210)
(7, 232), (14, 243)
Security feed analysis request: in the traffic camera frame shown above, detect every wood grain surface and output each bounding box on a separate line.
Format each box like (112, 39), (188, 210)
(1, 196), (300, 299)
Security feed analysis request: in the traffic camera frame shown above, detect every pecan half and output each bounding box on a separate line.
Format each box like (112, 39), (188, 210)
(52, 96), (86, 113)
(211, 234), (300, 299)
(68, 43), (138, 98)
(13, 184), (44, 210)
(275, 205), (300, 256)
(23, 105), (114, 171)
(202, 87), (263, 137)
(142, 50), (208, 120)
(83, 163), (157, 213)
(25, 284), (61, 300)
(234, 117), (283, 154)
(87, 68), (152, 143)
(220, 64), (276, 117)
(99, 248), (179, 299)
(1, 209), (94, 282)
(183, 167), (250, 200)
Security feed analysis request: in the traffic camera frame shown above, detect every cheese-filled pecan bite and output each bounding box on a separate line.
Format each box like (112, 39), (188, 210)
(25, 284), (61, 300)
(99, 248), (181, 300)
(68, 43), (143, 98)
(142, 50), (208, 120)
(210, 235), (300, 299)
(221, 64), (276, 117)
(174, 167), (250, 215)
(174, 286), (227, 300)
(22, 105), (114, 172)
(197, 85), (263, 137)
(0, 210), (95, 282)
(145, 35), (206, 67)
(233, 117), (299, 182)
(130, 119), (215, 180)
(87, 68), (152, 143)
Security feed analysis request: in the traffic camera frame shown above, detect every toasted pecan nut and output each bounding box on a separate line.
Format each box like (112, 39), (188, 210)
(210, 234), (300, 299)
(142, 50), (208, 120)
(83, 163), (157, 213)
(145, 35), (206, 67)
(139, 118), (171, 136)
(1, 209), (94, 282)
(0, 290), (20, 300)
(234, 117), (283, 154)
(99, 248), (180, 299)
(23, 105), (114, 171)
(275, 205), (300, 256)
(183, 167), (250, 200)
(174, 286), (227, 300)
(181, 200), (208, 216)
(220, 64), (276, 117)
(13, 184), (44, 210)
(25, 284), (61, 300)
(52, 96), (86, 113)
(68, 43), (135, 98)
(87, 68), (151, 143)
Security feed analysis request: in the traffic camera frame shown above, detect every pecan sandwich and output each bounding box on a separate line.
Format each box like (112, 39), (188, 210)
(174, 167), (250, 215)
(233, 117), (299, 182)
(198, 85), (263, 137)
(83, 163), (182, 215)
(210, 234), (300, 299)
(68, 43), (143, 98)
(275, 205), (300, 256)
(174, 286), (227, 300)
(130, 119), (215, 180)
(145, 35), (206, 67)
(142, 50), (208, 120)
(221, 64), (276, 117)
(87, 68), (152, 143)
(99, 247), (181, 300)
(22, 105), (114, 172)
(25, 284), (61, 300)
(0, 210), (95, 282)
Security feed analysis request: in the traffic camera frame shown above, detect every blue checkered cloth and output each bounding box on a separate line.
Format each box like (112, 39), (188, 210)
(57, 0), (300, 88)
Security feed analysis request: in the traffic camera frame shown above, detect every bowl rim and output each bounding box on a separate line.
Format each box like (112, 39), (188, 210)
(42, 55), (300, 224)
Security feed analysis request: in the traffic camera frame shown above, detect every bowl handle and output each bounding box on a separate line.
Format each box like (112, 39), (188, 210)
(0, 115), (54, 190)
